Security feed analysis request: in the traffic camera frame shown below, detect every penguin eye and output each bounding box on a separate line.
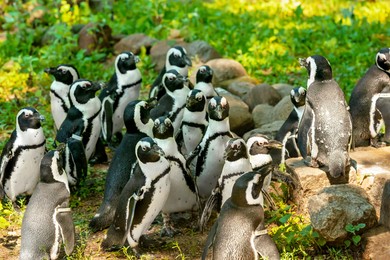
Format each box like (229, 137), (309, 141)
(168, 76), (175, 81)
(174, 53), (179, 58)
(141, 145), (147, 151)
(24, 113), (30, 118)
(196, 96), (202, 101)
(200, 67), (206, 73)
(61, 69), (67, 74)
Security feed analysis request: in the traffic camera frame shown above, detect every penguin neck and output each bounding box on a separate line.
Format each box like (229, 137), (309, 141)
(194, 82), (215, 98)
(140, 157), (170, 180)
(294, 105), (305, 123)
(154, 137), (179, 157)
(249, 154), (272, 169)
(50, 159), (70, 194)
(182, 109), (207, 124)
(207, 117), (230, 134)
(136, 118), (154, 137)
(51, 81), (70, 96)
(75, 97), (101, 119)
(167, 65), (188, 78)
(16, 127), (45, 145)
(221, 158), (252, 178)
(167, 86), (190, 108)
(116, 68), (141, 91)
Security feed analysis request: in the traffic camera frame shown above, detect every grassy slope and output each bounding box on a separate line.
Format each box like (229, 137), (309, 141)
(1, 0), (390, 259)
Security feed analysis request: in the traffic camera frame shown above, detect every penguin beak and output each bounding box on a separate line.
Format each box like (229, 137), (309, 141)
(56, 143), (66, 155)
(264, 140), (283, 150)
(184, 55), (192, 67)
(91, 81), (104, 91)
(134, 55), (140, 63)
(299, 58), (308, 68)
(147, 97), (158, 110)
(44, 67), (56, 75)
(151, 143), (165, 157)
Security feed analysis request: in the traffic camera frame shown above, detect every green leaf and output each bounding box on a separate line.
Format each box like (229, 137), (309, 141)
(344, 240), (351, 247)
(279, 213), (292, 224)
(352, 235), (361, 246)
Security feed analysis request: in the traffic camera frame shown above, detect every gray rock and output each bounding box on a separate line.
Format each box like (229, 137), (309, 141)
(149, 39), (190, 72)
(380, 180), (390, 228)
(272, 96), (294, 122)
(273, 83), (295, 98)
(187, 40), (222, 63)
(206, 59), (248, 85)
(216, 88), (253, 136)
(114, 33), (157, 55)
(78, 22), (113, 55)
(41, 23), (68, 46)
(254, 121), (285, 139)
(243, 83), (282, 111)
(226, 80), (255, 98)
(252, 104), (274, 128)
(308, 184), (378, 244)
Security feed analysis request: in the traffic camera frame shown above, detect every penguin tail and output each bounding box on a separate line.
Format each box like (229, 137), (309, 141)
(328, 151), (346, 179)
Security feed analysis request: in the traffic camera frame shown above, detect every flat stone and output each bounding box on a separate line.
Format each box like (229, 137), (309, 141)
(362, 225), (390, 260)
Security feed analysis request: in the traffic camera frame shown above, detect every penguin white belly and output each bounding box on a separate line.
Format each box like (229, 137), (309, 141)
(127, 175), (170, 247)
(50, 82), (70, 129)
(5, 147), (45, 200)
(85, 117), (101, 160)
(162, 161), (197, 213)
(197, 135), (231, 198)
(112, 85), (141, 135)
(182, 125), (203, 154)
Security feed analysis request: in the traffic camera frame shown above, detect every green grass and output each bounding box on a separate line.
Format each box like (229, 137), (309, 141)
(0, 0), (388, 258)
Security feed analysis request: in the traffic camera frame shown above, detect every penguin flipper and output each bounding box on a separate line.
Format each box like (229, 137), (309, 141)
(55, 206), (75, 256)
(202, 220), (218, 260)
(56, 108), (84, 143)
(199, 189), (220, 232)
(67, 136), (88, 184)
(101, 95), (114, 143)
(253, 225), (280, 260)
(0, 133), (14, 185)
(297, 103), (314, 159)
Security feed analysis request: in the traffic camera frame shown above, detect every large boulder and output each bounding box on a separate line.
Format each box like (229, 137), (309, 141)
(273, 83), (296, 98)
(206, 58), (248, 85)
(252, 104), (274, 128)
(187, 40), (222, 63)
(308, 184), (378, 244)
(380, 180), (390, 228)
(243, 83), (282, 111)
(78, 22), (113, 55)
(113, 33), (157, 55)
(272, 95), (294, 122)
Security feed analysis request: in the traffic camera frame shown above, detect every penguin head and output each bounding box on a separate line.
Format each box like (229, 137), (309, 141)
(290, 86), (306, 108)
(162, 69), (188, 93)
(124, 100), (153, 134)
(299, 55), (332, 87)
(376, 48), (390, 72)
(153, 116), (174, 140)
(231, 171), (264, 207)
(69, 79), (102, 105)
(224, 138), (248, 162)
(40, 146), (69, 188)
(186, 89), (206, 112)
(136, 137), (165, 164)
(16, 107), (45, 132)
(196, 65), (213, 84)
(115, 51), (140, 74)
(44, 64), (79, 85)
(208, 96), (229, 121)
(247, 134), (282, 157)
(167, 46), (192, 69)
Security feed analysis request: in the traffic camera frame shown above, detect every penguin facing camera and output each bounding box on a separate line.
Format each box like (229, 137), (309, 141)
(149, 45), (192, 101)
(349, 47), (390, 147)
(275, 86), (306, 164)
(194, 65), (218, 103)
(90, 100), (154, 232)
(298, 55), (353, 184)
(99, 51), (142, 147)
(20, 146), (74, 260)
(45, 64), (80, 130)
(202, 171), (280, 260)
(0, 107), (46, 203)
(101, 137), (171, 257)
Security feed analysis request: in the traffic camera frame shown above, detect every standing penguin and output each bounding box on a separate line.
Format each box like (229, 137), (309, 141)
(148, 46), (192, 100)
(153, 116), (200, 236)
(56, 79), (105, 162)
(194, 65), (218, 103)
(101, 137), (171, 257)
(200, 137), (252, 231)
(45, 64), (80, 130)
(178, 89), (208, 156)
(90, 100), (154, 232)
(187, 96), (234, 199)
(349, 47), (390, 147)
(150, 69), (190, 136)
(99, 51), (142, 145)
(275, 86), (306, 164)
(20, 147), (74, 260)
(298, 55), (353, 184)
(202, 171), (280, 260)
(0, 107), (45, 202)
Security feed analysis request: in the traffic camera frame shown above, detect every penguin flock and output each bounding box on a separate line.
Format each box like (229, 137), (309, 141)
(0, 45), (389, 259)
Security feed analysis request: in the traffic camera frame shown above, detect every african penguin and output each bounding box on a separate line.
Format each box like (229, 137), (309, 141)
(178, 89), (208, 156)
(0, 107), (45, 202)
(149, 46), (192, 100)
(200, 137), (252, 231)
(153, 116), (200, 237)
(349, 47), (390, 147)
(45, 64), (80, 130)
(150, 69), (190, 136)
(99, 51), (142, 146)
(187, 96), (233, 199)
(202, 171), (280, 260)
(275, 86), (306, 164)
(56, 79), (104, 162)
(20, 147), (74, 260)
(194, 65), (218, 103)
(90, 100), (154, 232)
(298, 55), (353, 184)
(101, 137), (171, 257)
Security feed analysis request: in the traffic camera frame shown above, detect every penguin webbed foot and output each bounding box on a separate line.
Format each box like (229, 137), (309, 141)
(303, 156), (319, 168)
(160, 213), (180, 237)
